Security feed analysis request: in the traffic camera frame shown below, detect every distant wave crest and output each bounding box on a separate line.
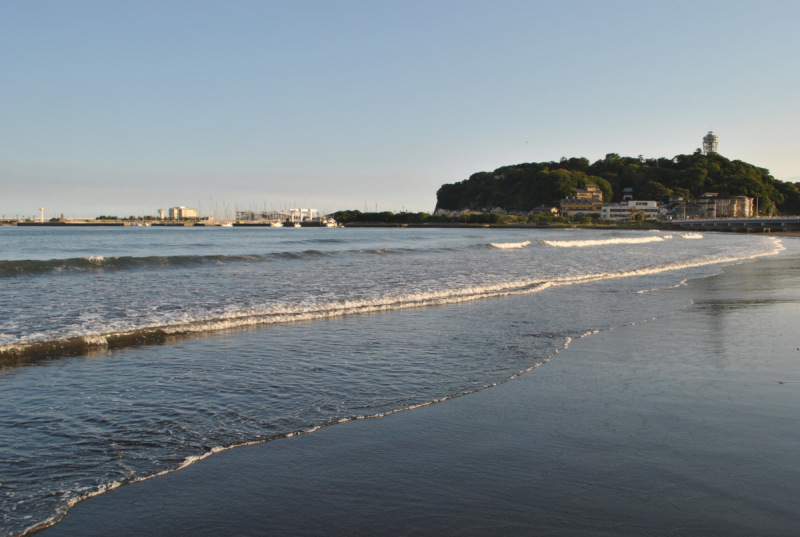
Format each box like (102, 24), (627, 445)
(490, 241), (531, 249)
(540, 236), (671, 248)
(0, 248), (424, 277)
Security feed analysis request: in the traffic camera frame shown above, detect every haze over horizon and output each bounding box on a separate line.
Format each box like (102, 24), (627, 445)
(2, 0), (799, 219)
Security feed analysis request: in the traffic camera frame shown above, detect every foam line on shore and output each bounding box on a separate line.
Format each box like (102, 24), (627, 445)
(14, 276), (717, 537)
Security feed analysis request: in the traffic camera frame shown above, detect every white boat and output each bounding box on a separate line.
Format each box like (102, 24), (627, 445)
(221, 223), (233, 227)
(292, 223), (301, 228)
(269, 221), (283, 228)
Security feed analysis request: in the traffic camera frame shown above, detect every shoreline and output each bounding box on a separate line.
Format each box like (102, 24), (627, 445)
(34, 243), (800, 536)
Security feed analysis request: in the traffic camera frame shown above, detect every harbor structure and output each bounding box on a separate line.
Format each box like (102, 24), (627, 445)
(286, 208), (318, 223)
(703, 131), (719, 155)
(168, 206), (198, 219)
(235, 207), (320, 223)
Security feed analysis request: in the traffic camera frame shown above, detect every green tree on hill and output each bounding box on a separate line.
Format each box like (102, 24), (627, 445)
(436, 152), (800, 215)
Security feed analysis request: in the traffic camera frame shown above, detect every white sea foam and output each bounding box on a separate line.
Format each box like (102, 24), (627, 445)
(1, 237), (785, 358)
(5, 238), (783, 359)
(680, 233), (703, 239)
(490, 240), (531, 249)
(540, 236), (670, 248)
(87, 256), (104, 262)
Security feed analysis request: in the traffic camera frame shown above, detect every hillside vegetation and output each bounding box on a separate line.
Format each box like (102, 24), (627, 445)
(435, 152), (800, 215)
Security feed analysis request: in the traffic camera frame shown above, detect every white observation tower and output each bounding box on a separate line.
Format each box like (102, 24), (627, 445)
(703, 131), (718, 155)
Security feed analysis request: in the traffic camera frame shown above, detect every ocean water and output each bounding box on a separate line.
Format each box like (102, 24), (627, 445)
(0, 226), (786, 536)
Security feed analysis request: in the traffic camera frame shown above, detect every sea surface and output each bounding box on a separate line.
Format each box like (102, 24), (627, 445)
(0, 226), (787, 536)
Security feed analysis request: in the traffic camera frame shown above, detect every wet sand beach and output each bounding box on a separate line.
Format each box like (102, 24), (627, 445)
(36, 248), (800, 536)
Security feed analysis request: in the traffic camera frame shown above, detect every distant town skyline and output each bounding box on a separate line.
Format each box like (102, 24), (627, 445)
(2, 1), (799, 219)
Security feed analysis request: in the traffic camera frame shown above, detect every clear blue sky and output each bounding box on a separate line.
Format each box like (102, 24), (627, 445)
(2, 0), (798, 218)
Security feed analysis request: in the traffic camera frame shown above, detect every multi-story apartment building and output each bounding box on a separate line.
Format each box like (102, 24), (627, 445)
(574, 184), (604, 200)
(168, 206), (198, 219)
(600, 200), (659, 221)
(560, 184), (604, 216)
(561, 198), (603, 216)
(692, 193), (753, 218)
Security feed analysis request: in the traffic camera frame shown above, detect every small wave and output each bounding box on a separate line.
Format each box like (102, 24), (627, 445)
(0, 254), (267, 275)
(0, 249), (392, 277)
(279, 238), (347, 244)
(540, 236), (670, 248)
(362, 248), (407, 255)
(680, 233), (704, 239)
(16, 346), (562, 537)
(1, 239), (783, 362)
(490, 241), (531, 249)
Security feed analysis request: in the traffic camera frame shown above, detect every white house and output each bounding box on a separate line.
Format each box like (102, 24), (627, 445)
(600, 200), (659, 221)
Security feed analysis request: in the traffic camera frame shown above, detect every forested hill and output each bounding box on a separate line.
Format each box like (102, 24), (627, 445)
(435, 152), (800, 215)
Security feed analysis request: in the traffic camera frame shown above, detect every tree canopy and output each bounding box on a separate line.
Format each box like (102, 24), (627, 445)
(436, 153), (800, 215)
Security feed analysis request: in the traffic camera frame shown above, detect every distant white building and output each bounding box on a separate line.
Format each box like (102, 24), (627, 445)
(168, 206), (198, 219)
(158, 209), (166, 219)
(250, 208), (320, 223)
(601, 200), (659, 221)
(287, 208), (318, 222)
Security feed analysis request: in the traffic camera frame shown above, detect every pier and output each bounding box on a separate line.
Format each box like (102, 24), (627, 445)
(665, 217), (800, 232)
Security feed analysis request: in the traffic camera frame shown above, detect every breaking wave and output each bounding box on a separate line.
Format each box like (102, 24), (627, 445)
(490, 241), (531, 249)
(680, 233), (704, 239)
(540, 236), (671, 248)
(0, 241), (784, 362)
